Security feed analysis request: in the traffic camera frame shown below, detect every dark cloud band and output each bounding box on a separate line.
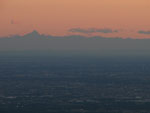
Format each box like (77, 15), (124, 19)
(69, 28), (118, 34)
(138, 30), (150, 35)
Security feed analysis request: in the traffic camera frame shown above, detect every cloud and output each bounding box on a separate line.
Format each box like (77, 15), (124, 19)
(69, 28), (118, 34)
(138, 30), (150, 35)
(10, 19), (21, 25)
(11, 20), (15, 24)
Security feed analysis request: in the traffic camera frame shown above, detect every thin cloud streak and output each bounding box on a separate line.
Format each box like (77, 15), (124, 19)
(138, 30), (150, 35)
(69, 28), (119, 34)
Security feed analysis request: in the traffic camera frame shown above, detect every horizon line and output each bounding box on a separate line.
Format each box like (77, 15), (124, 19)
(0, 30), (150, 40)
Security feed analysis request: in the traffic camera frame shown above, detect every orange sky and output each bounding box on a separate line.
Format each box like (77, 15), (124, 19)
(0, 0), (150, 38)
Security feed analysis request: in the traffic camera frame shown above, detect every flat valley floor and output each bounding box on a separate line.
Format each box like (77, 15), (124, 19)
(0, 56), (150, 113)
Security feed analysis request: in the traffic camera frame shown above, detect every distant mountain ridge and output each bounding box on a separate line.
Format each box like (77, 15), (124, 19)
(0, 30), (150, 56)
(23, 30), (41, 37)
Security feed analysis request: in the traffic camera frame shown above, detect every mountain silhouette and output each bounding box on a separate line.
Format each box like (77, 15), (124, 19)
(23, 30), (41, 38)
(0, 31), (150, 56)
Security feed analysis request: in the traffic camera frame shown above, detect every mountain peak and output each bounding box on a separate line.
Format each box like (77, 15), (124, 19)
(24, 30), (40, 37)
(31, 30), (39, 35)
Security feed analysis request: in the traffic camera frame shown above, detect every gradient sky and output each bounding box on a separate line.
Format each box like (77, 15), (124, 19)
(0, 0), (150, 38)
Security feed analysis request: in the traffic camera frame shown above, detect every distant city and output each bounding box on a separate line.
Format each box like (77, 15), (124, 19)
(0, 56), (150, 113)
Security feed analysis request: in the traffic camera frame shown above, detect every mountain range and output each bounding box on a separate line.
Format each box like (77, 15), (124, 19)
(0, 30), (150, 56)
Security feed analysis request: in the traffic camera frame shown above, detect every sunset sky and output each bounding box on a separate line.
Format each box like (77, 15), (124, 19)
(0, 0), (150, 38)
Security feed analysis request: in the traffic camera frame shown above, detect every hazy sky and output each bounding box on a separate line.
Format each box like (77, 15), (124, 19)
(0, 0), (150, 38)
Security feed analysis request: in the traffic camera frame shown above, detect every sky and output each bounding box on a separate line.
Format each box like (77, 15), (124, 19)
(0, 0), (150, 38)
